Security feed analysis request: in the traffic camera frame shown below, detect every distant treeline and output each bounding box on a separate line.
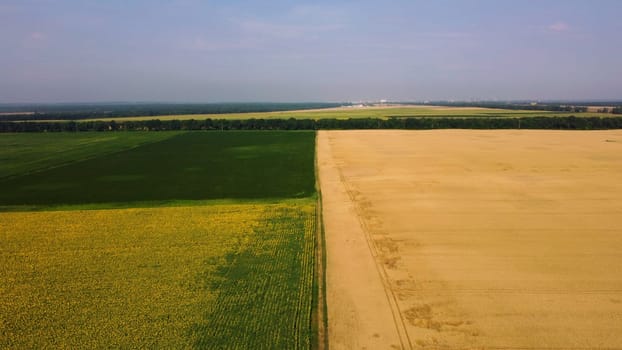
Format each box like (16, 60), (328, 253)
(0, 102), (346, 121)
(407, 101), (622, 114)
(3, 116), (622, 132)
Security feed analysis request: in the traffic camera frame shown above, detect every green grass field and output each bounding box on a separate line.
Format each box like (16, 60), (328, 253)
(0, 131), (315, 208)
(0, 132), (179, 179)
(0, 131), (319, 348)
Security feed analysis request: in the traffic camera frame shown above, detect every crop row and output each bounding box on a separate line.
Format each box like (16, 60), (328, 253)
(190, 204), (316, 349)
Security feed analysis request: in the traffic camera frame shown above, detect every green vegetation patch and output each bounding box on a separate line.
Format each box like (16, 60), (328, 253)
(191, 203), (315, 349)
(0, 132), (178, 179)
(0, 131), (316, 207)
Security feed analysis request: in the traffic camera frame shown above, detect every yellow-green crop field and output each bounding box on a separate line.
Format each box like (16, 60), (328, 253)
(0, 201), (315, 348)
(72, 105), (607, 122)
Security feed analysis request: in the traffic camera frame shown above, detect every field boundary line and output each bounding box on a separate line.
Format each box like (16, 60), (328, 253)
(313, 132), (328, 350)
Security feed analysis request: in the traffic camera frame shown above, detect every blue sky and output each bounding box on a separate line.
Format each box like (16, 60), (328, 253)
(1, 0), (621, 102)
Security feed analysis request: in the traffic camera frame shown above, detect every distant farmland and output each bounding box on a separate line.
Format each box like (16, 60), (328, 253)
(1, 104), (611, 123)
(68, 105), (613, 121)
(5, 104), (621, 133)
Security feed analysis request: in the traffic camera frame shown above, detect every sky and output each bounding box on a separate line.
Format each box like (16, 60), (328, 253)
(1, 0), (621, 103)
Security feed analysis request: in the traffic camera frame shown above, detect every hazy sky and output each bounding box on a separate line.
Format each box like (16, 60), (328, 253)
(1, 0), (621, 103)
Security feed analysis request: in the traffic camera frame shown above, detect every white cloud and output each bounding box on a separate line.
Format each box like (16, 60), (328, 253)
(236, 18), (342, 40)
(548, 21), (570, 32)
(184, 36), (257, 52)
(30, 32), (47, 41)
(415, 32), (472, 39)
(20, 31), (49, 49)
(289, 4), (345, 23)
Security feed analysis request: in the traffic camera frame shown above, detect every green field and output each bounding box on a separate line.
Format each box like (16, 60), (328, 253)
(0, 131), (319, 348)
(0, 132), (179, 179)
(69, 105), (607, 122)
(0, 131), (315, 208)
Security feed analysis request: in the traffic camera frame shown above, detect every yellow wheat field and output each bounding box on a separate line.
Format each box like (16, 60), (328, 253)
(0, 201), (315, 348)
(319, 130), (622, 349)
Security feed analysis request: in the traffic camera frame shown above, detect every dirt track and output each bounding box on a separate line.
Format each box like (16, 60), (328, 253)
(318, 130), (622, 349)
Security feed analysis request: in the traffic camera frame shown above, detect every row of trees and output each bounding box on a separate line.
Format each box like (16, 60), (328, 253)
(2, 116), (622, 133)
(595, 107), (622, 114)
(415, 101), (622, 113)
(0, 102), (346, 121)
